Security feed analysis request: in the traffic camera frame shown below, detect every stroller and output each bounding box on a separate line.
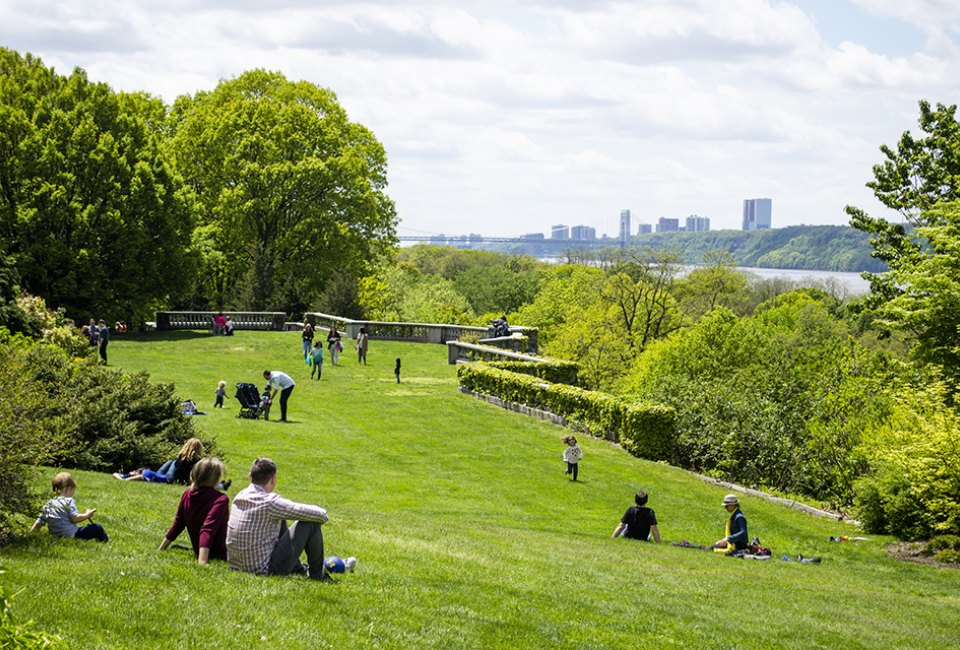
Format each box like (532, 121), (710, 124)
(235, 382), (266, 419)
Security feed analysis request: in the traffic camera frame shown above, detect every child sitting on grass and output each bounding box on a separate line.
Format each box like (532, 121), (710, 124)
(30, 472), (109, 542)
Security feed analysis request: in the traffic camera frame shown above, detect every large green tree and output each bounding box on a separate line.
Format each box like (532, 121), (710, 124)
(0, 48), (196, 322)
(167, 70), (397, 312)
(848, 101), (960, 384)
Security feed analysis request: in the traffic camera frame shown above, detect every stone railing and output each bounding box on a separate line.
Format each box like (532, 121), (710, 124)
(305, 312), (538, 353)
(446, 340), (546, 365)
(156, 311), (287, 331)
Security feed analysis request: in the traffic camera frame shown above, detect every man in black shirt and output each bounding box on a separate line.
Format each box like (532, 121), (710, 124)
(612, 491), (661, 543)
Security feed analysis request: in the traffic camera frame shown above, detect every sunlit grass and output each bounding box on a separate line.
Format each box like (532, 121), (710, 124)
(1, 330), (957, 649)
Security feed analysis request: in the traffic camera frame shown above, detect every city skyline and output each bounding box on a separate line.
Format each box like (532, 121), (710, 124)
(2, 2), (958, 235)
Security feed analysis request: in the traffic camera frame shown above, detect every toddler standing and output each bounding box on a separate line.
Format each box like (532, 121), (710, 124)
(31, 472), (108, 542)
(562, 435), (582, 482)
(215, 380), (226, 408)
(309, 341), (324, 380)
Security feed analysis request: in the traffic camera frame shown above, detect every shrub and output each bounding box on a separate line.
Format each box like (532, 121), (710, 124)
(457, 362), (674, 461)
(925, 535), (960, 554)
(19, 344), (208, 472)
(487, 360), (579, 386)
(933, 549), (960, 564)
(855, 378), (960, 539)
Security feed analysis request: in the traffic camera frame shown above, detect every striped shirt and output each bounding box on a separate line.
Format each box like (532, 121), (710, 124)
(226, 483), (328, 574)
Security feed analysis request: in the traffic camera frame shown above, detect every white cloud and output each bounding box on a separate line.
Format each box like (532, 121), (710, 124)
(0, 0), (955, 235)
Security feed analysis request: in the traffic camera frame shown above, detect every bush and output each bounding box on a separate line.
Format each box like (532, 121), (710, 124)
(855, 378), (960, 539)
(19, 343), (208, 472)
(458, 362), (675, 461)
(924, 535), (960, 555)
(487, 360), (579, 386)
(933, 549), (960, 564)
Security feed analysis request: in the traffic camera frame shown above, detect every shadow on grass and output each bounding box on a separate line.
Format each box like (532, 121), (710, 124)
(116, 330), (221, 344)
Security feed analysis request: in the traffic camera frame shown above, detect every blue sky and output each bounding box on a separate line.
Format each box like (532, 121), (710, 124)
(1, 0), (958, 237)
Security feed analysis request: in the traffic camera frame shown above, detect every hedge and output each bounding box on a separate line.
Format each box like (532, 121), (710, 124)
(486, 360), (580, 386)
(458, 362), (675, 462)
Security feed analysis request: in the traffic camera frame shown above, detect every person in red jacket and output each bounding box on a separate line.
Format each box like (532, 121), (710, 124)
(158, 458), (230, 564)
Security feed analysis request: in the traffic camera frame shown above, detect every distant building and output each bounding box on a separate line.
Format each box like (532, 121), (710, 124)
(551, 224), (570, 239)
(686, 215), (710, 232)
(656, 217), (680, 232)
(429, 234), (447, 246)
(522, 232), (545, 240)
(571, 225), (596, 240)
(637, 223), (652, 234)
(468, 233), (482, 245)
(619, 210), (631, 242)
(742, 198), (772, 230)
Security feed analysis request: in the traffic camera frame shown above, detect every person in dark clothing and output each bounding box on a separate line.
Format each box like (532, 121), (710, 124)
(713, 494), (748, 553)
(612, 491), (661, 542)
(395, 357), (401, 383)
(159, 458), (230, 564)
(97, 319), (109, 364)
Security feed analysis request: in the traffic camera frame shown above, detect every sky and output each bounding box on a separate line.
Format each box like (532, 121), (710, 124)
(2, 1), (959, 238)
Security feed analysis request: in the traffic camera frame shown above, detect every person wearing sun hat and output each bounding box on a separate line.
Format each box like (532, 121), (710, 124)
(712, 494), (748, 554)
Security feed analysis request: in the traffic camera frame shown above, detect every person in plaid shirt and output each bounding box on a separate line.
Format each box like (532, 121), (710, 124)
(226, 457), (331, 580)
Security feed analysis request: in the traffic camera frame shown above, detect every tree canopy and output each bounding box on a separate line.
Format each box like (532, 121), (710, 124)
(167, 69), (397, 312)
(0, 48), (196, 322)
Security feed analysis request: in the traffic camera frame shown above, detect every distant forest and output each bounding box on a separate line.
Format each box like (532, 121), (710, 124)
(487, 225), (887, 273)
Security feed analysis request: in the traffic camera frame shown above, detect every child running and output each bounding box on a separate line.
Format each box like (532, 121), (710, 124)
(31, 472), (109, 542)
(215, 380), (226, 408)
(562, 435), (582, 481)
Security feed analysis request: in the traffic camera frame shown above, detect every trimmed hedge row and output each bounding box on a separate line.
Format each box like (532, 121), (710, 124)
(487, 360), (580, 386)
(458, 362), (675, 462)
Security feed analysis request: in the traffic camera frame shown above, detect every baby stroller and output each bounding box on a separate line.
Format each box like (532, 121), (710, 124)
(235, 382), (265, 419)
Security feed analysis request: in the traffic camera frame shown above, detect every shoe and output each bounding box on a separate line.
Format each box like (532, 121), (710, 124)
(344, 557), (357, 573)
(220, 480), (232, 491)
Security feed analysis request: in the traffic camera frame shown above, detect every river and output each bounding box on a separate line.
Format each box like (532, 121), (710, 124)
(733, 267), (871, 295)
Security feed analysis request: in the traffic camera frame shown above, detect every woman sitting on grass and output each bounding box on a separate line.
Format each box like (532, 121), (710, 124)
(158, 458), (230, 564)
(113, 438), (204, 485)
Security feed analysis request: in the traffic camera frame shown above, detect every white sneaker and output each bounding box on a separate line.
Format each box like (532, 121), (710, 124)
(345, 557), (357, 572)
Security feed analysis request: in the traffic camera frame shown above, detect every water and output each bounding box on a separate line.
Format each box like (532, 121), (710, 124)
(734, 267), (871, 296)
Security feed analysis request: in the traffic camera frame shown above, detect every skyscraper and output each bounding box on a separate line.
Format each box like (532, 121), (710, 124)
(685, 215), (710, 232)
(742, 198), (772, 230)
(619, 210), (631, 242)
(551, 224), (570, 239)
(656, 217), (680, 232)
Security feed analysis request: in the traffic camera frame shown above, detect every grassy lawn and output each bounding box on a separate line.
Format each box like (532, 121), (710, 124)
(2, 330), (958, 649)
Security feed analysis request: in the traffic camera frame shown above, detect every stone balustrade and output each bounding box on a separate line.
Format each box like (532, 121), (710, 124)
(305, 312), (538, 353)
(155, 311), (287, 331)
(446, 340), (547, 365)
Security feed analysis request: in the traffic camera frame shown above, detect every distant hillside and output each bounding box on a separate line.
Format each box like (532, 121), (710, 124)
(490, 225), (887, 273)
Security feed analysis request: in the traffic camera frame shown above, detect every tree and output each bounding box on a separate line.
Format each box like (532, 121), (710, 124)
(868, 202), (960, 383)
(848, 101), (960, 384)
(167, 69), (397, 312)
(848, 100), (960, 301)
(0, 48), (196, 322)
(673, 250), (750, 321)
(602, 248), (682, 351)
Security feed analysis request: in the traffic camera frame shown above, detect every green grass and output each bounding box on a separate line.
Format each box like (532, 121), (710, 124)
(2, 330), (958, 649)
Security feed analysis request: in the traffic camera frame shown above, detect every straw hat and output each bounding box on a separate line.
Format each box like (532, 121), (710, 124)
(722, 494), (740, 507)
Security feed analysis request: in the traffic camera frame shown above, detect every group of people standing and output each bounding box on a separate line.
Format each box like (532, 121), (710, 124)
(80, 318), (110, 364)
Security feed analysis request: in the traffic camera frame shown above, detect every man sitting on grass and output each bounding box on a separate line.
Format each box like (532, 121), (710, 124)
(226, 457), (331, 580)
